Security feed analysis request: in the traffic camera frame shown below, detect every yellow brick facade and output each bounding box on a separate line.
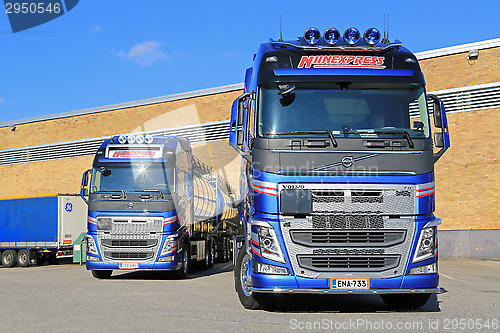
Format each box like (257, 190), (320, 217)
(0, 46), (499, 230)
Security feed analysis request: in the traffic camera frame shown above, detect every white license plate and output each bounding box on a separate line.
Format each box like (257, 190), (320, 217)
(331, 278), (370, 290)
(119, 262), (139, 269)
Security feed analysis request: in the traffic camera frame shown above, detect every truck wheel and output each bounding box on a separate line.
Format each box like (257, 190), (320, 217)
(91, 270), (112, 279)
(216, 242), (225, 263)
(17, 249), (30, 267)
(202, 241), (213, 269)
(174, 245), (190, 279)
(234, 248), (261, 309)
(380, 293), (431, 309)
(1, 250), (17, 268)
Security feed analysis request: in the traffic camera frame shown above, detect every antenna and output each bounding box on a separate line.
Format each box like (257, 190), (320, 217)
(383, 14), (386, 43)
(387, 13), (390, 42)
(279, 14), (283, 41)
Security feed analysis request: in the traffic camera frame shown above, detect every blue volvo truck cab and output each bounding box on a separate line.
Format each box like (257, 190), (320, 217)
(230, 27), (450, 309)
(81, 135), (237, 279)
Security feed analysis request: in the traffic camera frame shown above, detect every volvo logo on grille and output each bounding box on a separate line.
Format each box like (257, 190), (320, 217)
(341, 156), (354, 168)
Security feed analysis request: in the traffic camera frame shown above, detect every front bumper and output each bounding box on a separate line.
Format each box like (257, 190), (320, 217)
(86, 258), (182, 271)
(250, 273), (440, 294)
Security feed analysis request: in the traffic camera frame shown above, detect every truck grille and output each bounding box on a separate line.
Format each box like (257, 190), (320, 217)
(290, 230), (406, 247)
(297, 255), (400, 272)
(104, 251), (155, 260)
(312, 215), (384, 229)
(101, 239), (157, 248)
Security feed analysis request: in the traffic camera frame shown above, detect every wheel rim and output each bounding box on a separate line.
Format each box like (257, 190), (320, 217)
(5, 253), (12, 264)
(20, 253), (27, 263)
(240, 254), (252, 297)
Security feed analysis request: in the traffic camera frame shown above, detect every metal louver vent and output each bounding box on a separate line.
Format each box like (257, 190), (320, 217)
(0, 120), (230, 166)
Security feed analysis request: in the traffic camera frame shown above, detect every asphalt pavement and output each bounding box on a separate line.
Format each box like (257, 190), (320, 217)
(0, 258), (498, 332)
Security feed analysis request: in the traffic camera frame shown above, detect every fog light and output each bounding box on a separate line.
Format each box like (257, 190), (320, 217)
(409, 262), (437, 275)
(254, 262), (288, 275)
(158, 255), (175, 262)
(87, 255), (100, 261)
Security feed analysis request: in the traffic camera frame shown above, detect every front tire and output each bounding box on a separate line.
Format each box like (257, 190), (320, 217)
(91, 270), (112, 279)
(1, 250), (17, 268)
(174, 244), (190, 279)
(380, 293), (431, 309)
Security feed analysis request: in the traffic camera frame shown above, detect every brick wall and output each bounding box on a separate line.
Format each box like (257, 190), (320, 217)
(0, 46), (498, 230)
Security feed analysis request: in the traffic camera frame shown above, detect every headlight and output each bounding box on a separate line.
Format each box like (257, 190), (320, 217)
(413, 226), (436, 263)
(97, 218), (112, 230)
(255, 222), (285, 263)
(160, 234), (177, 256)
(86, 236), (99, 256)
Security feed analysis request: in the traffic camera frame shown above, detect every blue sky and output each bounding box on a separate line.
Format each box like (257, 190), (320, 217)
(1, 0), (499, 124)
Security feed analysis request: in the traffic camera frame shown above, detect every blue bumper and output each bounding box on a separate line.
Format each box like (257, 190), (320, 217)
(250, 272), (439, 293)
(86, 257), (182, 271)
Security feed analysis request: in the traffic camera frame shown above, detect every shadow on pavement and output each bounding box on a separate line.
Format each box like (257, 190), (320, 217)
(263, 293), (440, 313)
(107, 262), (234, 280)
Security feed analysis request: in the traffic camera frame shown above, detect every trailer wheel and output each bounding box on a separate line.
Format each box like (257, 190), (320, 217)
(202, 240), (213, 269)
(380, 293), (431, 309)
(1, 250), (17, 268)
(174, 245), (190, 279)
(17, 249), (30, 267)
(92, 270), (112, 279)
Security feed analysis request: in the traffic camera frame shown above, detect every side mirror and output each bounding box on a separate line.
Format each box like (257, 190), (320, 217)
(428, 94), (442, 128)
(229, 91), (254, 162)
(428, 94), (450, 162)
(80, 169), (91, 203)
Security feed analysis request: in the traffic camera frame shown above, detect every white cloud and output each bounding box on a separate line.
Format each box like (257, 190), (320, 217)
(90, 25), (102, 34)
(117, 41), (169, 67)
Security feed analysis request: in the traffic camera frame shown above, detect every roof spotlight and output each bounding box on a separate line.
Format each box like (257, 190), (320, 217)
(135, 135), (145, 144)
(343, 27), (361, 45)
(118, 135), (127, 144)
(304, 27), (321, 45)
(126, 135), (135, 144)
(324, 28), (341, 45)
(144, 135), (154, 144)
(364, 28), (381, 45)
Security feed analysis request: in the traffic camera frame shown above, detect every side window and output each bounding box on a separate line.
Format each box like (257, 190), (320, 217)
(248, 98), (255, 142)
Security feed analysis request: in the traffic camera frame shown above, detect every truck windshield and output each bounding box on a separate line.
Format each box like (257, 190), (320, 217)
(90, 164), (175, 194)
(257, 82), (430, 139)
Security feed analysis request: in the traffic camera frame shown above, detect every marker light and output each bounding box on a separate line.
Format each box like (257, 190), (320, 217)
(343, 27), (361, 45)
(118, 135), (127, 144)
(135, 135), (145, 144)
(144, 135), (154, 144)
(303, 27), (321, 45)
(364, 27), (381, 45)
(324, 28), (341, 45)
(126, 135), (135, 144)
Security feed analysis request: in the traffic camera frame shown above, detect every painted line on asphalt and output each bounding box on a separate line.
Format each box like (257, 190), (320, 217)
(215, 263), (232, 272)
(441, 274), (467, 283)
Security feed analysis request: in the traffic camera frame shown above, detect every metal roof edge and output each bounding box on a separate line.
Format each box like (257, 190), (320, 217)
(416, 38), (500, 60)
(0, 83), (244, 128)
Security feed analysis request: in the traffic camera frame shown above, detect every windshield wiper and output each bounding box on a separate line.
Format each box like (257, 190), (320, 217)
(267, 130), (338, 148)
(343, 129), (414, 149)
(97, 190), (126, 199)
(130, 190), (164, 198)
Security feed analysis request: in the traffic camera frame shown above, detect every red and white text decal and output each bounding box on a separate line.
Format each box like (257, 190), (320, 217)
(297, 55), (386, 69)
(109, 150), (160, 159)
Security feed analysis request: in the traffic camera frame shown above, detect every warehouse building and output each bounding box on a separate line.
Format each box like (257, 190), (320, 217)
(1, 38), (499, 257)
